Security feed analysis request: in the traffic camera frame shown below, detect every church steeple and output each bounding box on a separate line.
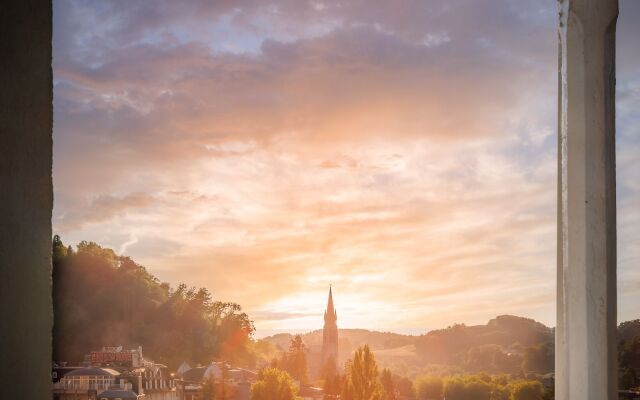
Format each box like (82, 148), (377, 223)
(325, 285), (337, 323)
(322, 286), (338, 369)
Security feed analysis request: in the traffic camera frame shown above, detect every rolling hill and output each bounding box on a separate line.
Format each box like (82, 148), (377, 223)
(262, 315), (554, 377)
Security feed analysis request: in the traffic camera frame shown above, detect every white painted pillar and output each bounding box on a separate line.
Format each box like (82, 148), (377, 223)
(557, 0), (618, 399)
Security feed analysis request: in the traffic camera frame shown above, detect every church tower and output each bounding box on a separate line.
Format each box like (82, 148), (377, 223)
(322, 286), (338, 369)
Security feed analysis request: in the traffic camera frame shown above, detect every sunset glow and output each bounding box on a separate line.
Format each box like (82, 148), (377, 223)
(52, 0), (640, 337)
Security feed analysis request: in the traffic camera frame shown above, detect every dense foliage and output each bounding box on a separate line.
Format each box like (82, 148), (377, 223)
(380, 368), (397, 400)
(414, 374), (546, 400)
(251, 368), (298, 400)
(280, 335), (309, 383)
(414, 316), (554, 374)
(415, 375), (443, 399)
(264, 316), (555, 376)
(342, 345), (386, 400)
(619, 320), (640, 390)
(265, 316), (639, 384)
(52, 235), (255, 368)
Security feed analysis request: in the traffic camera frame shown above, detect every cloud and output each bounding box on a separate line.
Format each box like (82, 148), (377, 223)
(57, 192), (154, 231)
(52, 0), (640, 334)
(118, 233), (139, 254)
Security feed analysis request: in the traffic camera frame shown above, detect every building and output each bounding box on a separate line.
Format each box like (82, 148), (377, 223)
(52, 367), (122, 400)
(177, 365), (208, 400)
(88, 346), (145, 368)
(321, 286), (339, 370)
(134, 364), (178, 400)
(84, 346), (178, 400)
(53, 346), (179, 400)
(176, 362), (256, 400)
(98, 389), (142, 400)
(52, 364), (83, 383)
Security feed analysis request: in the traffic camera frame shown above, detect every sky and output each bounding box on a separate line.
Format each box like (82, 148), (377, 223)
(53, 0), (640, 338)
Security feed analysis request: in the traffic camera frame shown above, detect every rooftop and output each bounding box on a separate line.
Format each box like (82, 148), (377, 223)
(65, 367), (120, 377)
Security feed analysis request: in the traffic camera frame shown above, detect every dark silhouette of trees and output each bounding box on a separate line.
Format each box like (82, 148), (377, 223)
(619, 335), (640, 389)
(52, 236), (254, 368)
(618, 320), (640, 389)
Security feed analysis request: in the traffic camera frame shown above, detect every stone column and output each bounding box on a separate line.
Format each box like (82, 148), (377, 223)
(556, 0), (618, 399)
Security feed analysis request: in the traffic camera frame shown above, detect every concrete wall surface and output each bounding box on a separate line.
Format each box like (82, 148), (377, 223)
(0, 1), (53, 398)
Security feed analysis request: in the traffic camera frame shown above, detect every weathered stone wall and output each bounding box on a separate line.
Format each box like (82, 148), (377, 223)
(0, 1), (53, 398)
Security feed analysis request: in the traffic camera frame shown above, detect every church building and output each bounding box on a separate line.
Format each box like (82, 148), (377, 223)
(321, 286), (338, 369)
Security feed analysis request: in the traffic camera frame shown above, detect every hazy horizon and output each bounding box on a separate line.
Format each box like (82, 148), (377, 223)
(53, 0), (640, 338)
(253, 314), (549, 339)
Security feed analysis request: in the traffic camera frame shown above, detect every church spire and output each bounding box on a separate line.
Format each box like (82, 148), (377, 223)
(325, 285), (336, 322)
(322, 285), (338, 369)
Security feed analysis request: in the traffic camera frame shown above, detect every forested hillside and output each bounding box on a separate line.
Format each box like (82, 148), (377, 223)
(264, 315), (640, 384)
(263, 316), (555, 377)
(413, 315), (554, 374)
(52, 236), (256, 369)
(266, 328), (413, 353)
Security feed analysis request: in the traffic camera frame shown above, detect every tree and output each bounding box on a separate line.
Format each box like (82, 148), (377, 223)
(443, 376), (491, 400)
(392, 374), (414, 398)
(342, 345), (384, 400)
(620, 336), (640, 370)
(508, 381), (544, 400)
(619, 333), (640, 390)
(490, 385), (510, 400)
(522, 343), (553, 374)
(380, 369), (396, 400)
(464, 378), (492, 400)
(541, 384), (554, 400)
(51, 236), (256, 368)
(465, 345), (522, 374)
(52, 234), (68, 264)
(619, 367), (638, 390)
(443, 377), (466, 400)
(251, 368), (298, 400)
(415, 375), (443, 400)
(283, 335), (308, 383)
(324, 373), (343, 398)
(248, 340), (279, 367)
